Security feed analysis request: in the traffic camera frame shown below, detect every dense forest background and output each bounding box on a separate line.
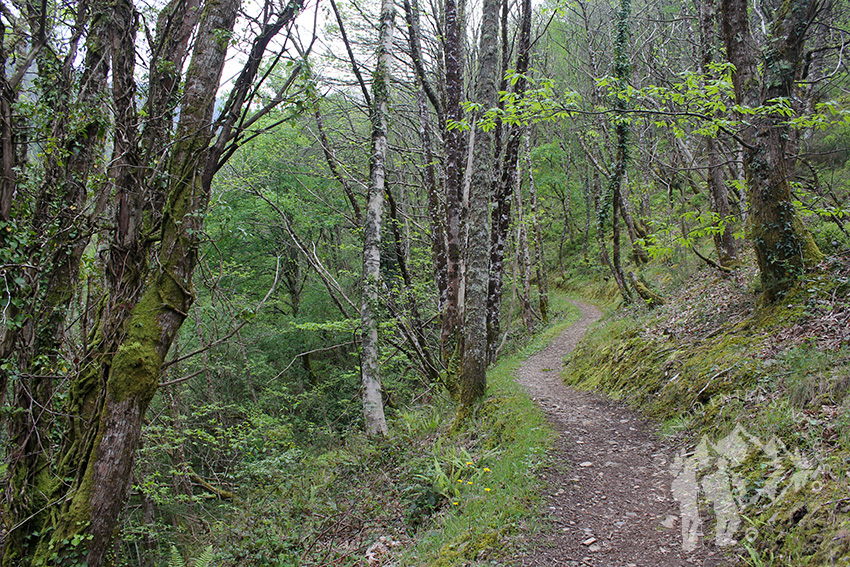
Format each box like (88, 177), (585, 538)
(1, 0), (849, 564)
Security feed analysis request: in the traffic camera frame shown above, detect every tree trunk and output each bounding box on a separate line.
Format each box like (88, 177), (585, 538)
(706, 135), (737, 266)
(418, 90), (449, 315)
(405, 0), (449, 318)
(526, 130), (549, 322)
(3, 0), (305, 563)
(611, 184), (632, 304)
(616, 173), (649, 265)
(719, 0), (822, 302)
(459, 0), (499, 409)
(583, 174), (592, 260)
(360, 0), (395, 436)
(3, 2), (111, 560)
(603, 0), (633, 304)
(486, 0), (531, 361)
(41, 1), (240, 562)
(697, 0), (737, 267)
(514, 174), (536, 333)
(441, 0), (465, 371)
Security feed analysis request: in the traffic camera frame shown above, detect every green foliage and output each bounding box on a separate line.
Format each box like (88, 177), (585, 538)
(168, 545), (216, 567)
(638, 211), (739, 260)
(169, 546), (185, 567)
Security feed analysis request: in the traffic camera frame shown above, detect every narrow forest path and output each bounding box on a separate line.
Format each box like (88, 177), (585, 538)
(511, 301), (730, 567)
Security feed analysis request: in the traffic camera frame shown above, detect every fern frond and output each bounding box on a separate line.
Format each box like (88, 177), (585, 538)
(193, 545), (215, 567)
(169, 545), (186, 567)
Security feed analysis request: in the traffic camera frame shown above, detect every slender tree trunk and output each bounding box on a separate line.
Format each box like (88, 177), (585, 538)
(611, 184), (632, 303)
(441, 0), (465, 370)
(706, 135), (737, 266)
(514, 174), (536, 333)
(313, 100), (362, 226)
(583, 175), (592, 261)
(360, 0), (395, 436)
(616, 173), (648, 265)
(386, 186), (441, 383)
(593, 170), (616, 282)
(459, 0), (499, 409)
(417, 89), (448, 315)
(602, 0), (633, 304)
(526, 130), (548, 322)
(0, 60), (15, 224)
(486, 0), (531, 361)
(404, 0), (448, 316)
(236, 330), (259, 405)
(697, 0), (737, 267)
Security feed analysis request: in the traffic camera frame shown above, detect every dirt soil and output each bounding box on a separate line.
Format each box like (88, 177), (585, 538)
(511, 301), (733, 567)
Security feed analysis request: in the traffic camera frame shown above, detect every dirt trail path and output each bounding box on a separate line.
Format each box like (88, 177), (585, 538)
(512, 301), (729, 567)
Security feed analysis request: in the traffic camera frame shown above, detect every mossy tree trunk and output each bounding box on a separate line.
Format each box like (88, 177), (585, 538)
(27, 1), (240, 564)
(2, 0), (305, 563)
(600, 0), (634, 305)
(2, 1), (111, 560)
(720, 0), (823, 301)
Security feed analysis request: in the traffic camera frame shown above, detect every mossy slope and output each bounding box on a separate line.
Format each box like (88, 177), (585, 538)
(564, 263), (850, 566)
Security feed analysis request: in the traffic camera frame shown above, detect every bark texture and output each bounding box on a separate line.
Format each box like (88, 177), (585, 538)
(486, 0), (532, 360)
(360, 0), (396, 436)
(441, 0), (465, 370)
(34, 1), (240, 563)
(3, 1), (111, 559)
(1, 0), (305, 563)
(460, 0), (499, 409)
(720, 0), (823, 301)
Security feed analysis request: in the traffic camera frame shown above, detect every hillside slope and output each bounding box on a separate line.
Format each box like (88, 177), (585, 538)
(563, 254), (850, 566)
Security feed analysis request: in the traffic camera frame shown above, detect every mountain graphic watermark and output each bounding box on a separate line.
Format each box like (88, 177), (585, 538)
(669, 424), (819, 551)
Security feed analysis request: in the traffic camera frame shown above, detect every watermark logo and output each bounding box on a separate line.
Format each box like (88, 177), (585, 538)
(669, 424), (818, 551)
